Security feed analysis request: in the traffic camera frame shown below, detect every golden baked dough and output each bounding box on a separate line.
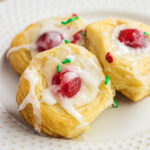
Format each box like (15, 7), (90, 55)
(7, 14), (85, 75)
(16, 44), (114, 138)
(85, 18), (150, 102)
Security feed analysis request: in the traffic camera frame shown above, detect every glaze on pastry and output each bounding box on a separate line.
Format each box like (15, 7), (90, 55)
(16, 44), (114, 138)
(86, 18), (150, 102)
(7, 14), (85, 75)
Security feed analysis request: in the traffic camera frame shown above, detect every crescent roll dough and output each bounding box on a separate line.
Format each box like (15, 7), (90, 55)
(7, 14), (85, 75)
(16, 44), (114, 138)
(85, 18), (150, 102)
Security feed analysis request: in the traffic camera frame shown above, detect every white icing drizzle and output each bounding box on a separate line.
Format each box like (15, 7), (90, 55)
(7, 43), (38, 58)
(18, 68), (41, 132)
(41, 88), (56, 105)
(63, 71), (78, 82)
(7, 44), (29, 58)
(60, 99), (84, 123)
(7, 17), (85, 57)
(111, 25), (150, 59)
(66, 55), (75, 62)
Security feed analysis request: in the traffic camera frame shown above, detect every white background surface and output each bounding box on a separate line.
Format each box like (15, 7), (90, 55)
(0, 0), (150, 149)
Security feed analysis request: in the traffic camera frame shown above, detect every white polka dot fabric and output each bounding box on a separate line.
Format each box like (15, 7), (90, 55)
(0, 0), (150, 149)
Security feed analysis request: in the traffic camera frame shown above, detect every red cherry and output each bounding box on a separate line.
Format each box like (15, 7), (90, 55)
(36, 31), (64, 52)
(52, 70), (81, 98)
(118, 29), (147, 48)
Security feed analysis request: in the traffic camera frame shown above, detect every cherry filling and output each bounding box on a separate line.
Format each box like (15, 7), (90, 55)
(36, 31), (64, 52)
(70, 29), (84, 44)
(118, 29), (147, 48)
(52, 70), (81, 98)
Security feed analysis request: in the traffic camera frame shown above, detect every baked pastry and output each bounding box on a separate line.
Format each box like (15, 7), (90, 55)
(85, 18), (150, 102)
(7, 14), (85, 75)
(16, 44), (114, 138)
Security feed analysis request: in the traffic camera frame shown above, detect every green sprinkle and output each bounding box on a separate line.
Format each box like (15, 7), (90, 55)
(81, 32), (84, 36)
(64, 39), (70, 43)
(105, 75), (109, 85)
(61, 16), (79, 25)
(62, 58), (71, 64)
(144, 32), (149, 37)
(57, 65), (61, 72)
(112, 98), (118, 108)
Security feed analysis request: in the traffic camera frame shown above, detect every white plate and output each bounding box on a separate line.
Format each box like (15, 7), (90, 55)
(0, 0), (150, 149)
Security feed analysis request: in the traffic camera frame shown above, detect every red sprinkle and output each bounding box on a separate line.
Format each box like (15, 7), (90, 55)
(72, 13), (78, 17)
(105, 52), (113, 63)
(70, 29), (84, 44)
(67, 26), (71, 30)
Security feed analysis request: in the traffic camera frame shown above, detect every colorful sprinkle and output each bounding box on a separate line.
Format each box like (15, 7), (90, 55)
(62, 58), (71, 64)
(70, 29), (84, 43)
(81, 31), (84, 36)
(67, 26), (71, 30)
(144, 32), (149, 37)
(106, 52), (113, 63)
(61, 16), (79, 25)
(64, 39), (70, 43)
(57, 65), (61, 72)
(105, 75), (109, 85)
(112, 98), (118, 108)
(72, 13), (78, 17)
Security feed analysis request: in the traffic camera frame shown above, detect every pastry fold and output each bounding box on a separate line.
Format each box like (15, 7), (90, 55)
(7, 15), (85, 75)
(16, 44), (114, 138)
(86, 18), (150, 102)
